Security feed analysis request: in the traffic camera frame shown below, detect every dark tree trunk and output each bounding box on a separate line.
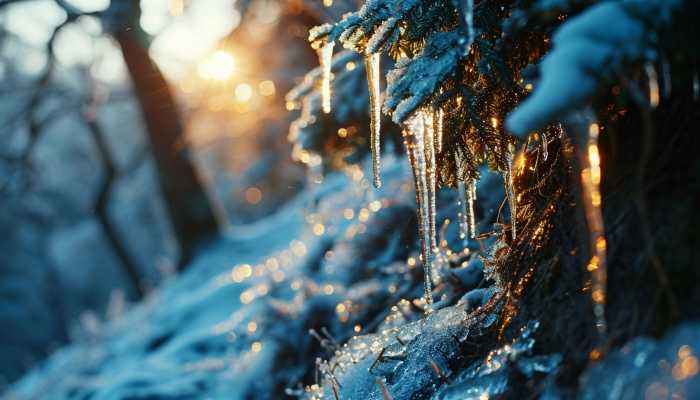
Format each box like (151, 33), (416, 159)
(84, 111), (145, 297)
(112, 22), (221, 270)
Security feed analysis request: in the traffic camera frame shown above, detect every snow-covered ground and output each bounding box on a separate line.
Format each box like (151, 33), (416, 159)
(4, 155), (700, 399)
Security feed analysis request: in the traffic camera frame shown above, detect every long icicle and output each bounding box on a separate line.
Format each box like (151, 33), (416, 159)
(579, 119), (608, 337)
(319, 41), (335, 114)
(403, 112), (433, 308)
(423, 110), (438, 254)
(504, 146), (517, 241)
(365, 52), (382, 188)
(455, 148), (469, 246)
(467, 178), (477, 239)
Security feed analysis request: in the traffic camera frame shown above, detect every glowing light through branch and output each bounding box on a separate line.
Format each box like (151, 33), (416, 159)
(198, 50), (236, 81)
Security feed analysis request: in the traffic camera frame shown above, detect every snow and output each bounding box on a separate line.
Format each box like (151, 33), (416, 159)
(506, 0), (680, 137)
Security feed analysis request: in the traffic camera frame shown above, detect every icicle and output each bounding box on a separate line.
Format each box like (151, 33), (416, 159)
(565, 110), (608, 338)
(541, 132), (549, 161)
(434, 107), (444, 154)
(457, 180), (469, 246)
(318, 41), (335, 114)
(467, 178), (477, 239)
(365, 52), (382, 189)
(645, 62), (660, 109)
(580, 120), (608, 337)
(402, 112), (433, 308)
(422, 110), (438, 254)
(504, 147), (517, 241)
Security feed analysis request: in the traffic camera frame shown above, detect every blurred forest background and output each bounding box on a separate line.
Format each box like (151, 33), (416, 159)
(0, 0), (318, 384)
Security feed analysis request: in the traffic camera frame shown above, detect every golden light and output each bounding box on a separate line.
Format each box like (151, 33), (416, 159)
(343, 208), (354, 220)
(235, 83), (254, 102)
(259, 80), (276, 97)
(245, 187), (262, 204)
(198, 50), (236, 81)
(247, 321), (257, 333)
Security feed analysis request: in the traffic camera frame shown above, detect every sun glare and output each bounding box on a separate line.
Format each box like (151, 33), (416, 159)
(198, 50), (236, 81)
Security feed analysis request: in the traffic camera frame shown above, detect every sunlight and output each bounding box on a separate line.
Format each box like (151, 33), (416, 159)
(198, 50), (236, 81)
(235, 83), (253, 102)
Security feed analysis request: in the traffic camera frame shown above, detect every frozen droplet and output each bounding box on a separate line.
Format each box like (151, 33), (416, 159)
(365, 52), (382, 189)
(318, 41), (335, 114)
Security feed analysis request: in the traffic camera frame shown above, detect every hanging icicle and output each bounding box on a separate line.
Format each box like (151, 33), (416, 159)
(434, 107), (444, 154)
(318, 41), (335, 114)
(504, 146), (517, 241)
(365, 52), (382, 189)
(579, 120), (608, 337)
(403, 112), (434, 308)
(455, 148), (468, 245)
(457, 180), (469, 246)
(422, 110), (438, 254)
(467, 178), (477, 239)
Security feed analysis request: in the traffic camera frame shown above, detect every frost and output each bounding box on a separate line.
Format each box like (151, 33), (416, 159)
(432, 321), (561, 400)
(386, 31), (466, 124)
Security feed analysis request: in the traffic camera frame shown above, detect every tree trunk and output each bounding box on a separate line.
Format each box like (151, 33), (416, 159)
(113, 25), (221, 270)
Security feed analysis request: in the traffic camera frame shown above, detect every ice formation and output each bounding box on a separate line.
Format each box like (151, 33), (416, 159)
(402, 111), (435, 307)
(365, 52), (383, 189)
(319, 42), (335, 114)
